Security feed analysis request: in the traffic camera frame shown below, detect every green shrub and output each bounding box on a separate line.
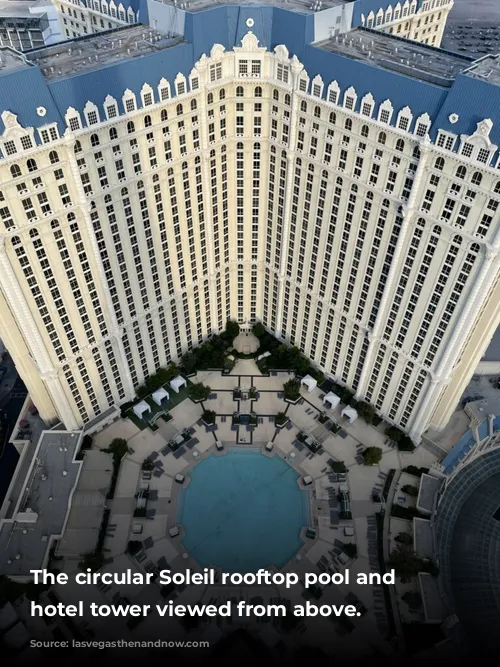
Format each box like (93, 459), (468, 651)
(188, 383), (211, 402)
(225, 319), (240, 340)
(330, 460), (347, 473)
(284, 378), (301, 401)
(343, 543), (357, 559)
(202, 410), (216, 424)
(252, 322), (266, 338)
(362, 446), (383, 466)
(275, 412), (288, 427)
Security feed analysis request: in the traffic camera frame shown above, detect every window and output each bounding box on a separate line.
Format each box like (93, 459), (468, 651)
(456, 165), (466, 180)
(20, 136), (33, 150)
(434, 157), (445, 171)
(106, 103), (117, 119)
(461, 142), (474, 158)
(49, 151), (59, 164)
(159, 84), (170, 101)
(471, 171), (482, 186)
(477, 148), (490, 164)
(236, 86), (244, 98)
(379, 108), (391, 123)
(124, 96), (136, 113)
(68, 116), (80, 131)
(177, 80), (186, 95)
(10, 164), (22, 178)
(86, 110), (99, 125)
(27, 158), (37, 172)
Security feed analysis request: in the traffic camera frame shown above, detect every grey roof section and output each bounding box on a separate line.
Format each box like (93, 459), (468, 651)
(418, 572), (447, 623)
(417, 473), (442, 514)
(0, 430), (82, 578)
(156, 0), (347, 13)
(481, 324), (500, 361)
(82, 404), (119, 433)
(413, 517), (434, 560)
(56, 450), (112, 557)
(316, 28), (472, 87)
(435, 449), (500, 652)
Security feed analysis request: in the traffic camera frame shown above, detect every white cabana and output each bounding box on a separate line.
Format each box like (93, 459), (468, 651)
(256, 350), (271, 361)
(301, 374), (317, 392)
(133, 401), (150, 420)
(324, 392), (341, 410)
(152, 387), (169, 406)
(169, 375), (187, 393)
(341, 406), (358, 424)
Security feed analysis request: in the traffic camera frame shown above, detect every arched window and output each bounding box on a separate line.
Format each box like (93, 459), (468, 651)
(161, 109), (168, 122)
(29, 228), (39, 238)
(236, 86), (244, 98)
(361, 124), (369, 138)
(49, 150), (59, 164)
(109, 127), (118, 140)
(137, 180), (144, 189)
(10, 164), (21, 178)
(378, 132), (386, 145)
(412, 146), (420, 159)
(456, 165), (466, 180)
(51, 219), (59, 230)
(395, 139), (405, 152)
(67, 212), (76, 222)
(121, 187), (128, 196)
(273, 89), (279, 101)
(11, 236), (21, 246)
(255, 86), (262, 98)
(284, 94), (291, 106)
(329, 112), (336, 125)
(144, 114), (152, 128)
(74, 140), (82, 154)
(471, 171), (482, 186)
(434, 157), (445, 171)
(190, 99), (197, 111)
(27, 158), (37, 172)
(90, 133), (99, 147)
(345, 118), (352, 131)
(176, 103), (183, 116)
(219, 89), (225, 100)
(127, 121), (135, 134)
(104, 194), (112, 203)
(207, 93), (213, 105)
(300, 101), (307, 112)
(494, 181), (500, 194)
(314, 105), (321, 118)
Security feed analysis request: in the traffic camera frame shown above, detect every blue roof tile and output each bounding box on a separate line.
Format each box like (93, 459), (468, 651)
(1, 4), (500, 154)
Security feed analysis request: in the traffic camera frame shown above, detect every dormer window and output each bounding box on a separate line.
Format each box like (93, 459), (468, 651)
(39, 125), (59, 143)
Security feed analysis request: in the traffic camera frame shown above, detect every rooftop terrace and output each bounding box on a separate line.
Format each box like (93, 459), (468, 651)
(463, 53), (500, 86)
(24, 25), (185, 80)
(154, 0), (348, 13)
(0, 430), (82, 577)
(316, 27), (474, 86)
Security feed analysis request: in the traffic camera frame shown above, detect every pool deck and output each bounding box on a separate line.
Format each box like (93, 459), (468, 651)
(57, 363), (439, 658)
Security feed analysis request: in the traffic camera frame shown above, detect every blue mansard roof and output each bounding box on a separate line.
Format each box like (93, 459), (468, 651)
(0, 4), (499, 153)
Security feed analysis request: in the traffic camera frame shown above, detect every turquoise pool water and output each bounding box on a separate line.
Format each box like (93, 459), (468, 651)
(177, 448), (310, 572)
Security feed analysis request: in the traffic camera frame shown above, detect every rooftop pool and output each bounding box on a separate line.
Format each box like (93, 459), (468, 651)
(177, 448), (310, 572)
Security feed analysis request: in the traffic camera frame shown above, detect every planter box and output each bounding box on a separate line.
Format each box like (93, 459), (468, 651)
(284, 396), (301, 405)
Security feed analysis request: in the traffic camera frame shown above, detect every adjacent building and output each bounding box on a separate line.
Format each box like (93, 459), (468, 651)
(0, 1), (61, 50)
(0, 4), (499, 441)
(49, 0), (453, 47)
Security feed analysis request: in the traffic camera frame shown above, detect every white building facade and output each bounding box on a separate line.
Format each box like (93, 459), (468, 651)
(361, 0), (454, 47)
(0, 12), (499, 441)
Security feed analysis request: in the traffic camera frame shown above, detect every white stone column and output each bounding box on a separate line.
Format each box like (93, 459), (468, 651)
(275, 56), (303, 335)
(409, 246), (500, 440)
(0, 237), (78, 430)
(196, 56), (219, 333)
(65, 134), (135, 400)
(355, 140), (430, 399)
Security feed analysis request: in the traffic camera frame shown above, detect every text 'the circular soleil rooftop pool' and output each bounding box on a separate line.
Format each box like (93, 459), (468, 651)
(177, 448), (310, 572)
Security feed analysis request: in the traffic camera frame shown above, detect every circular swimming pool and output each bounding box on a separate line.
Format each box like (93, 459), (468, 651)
(177, 448), (310, 572)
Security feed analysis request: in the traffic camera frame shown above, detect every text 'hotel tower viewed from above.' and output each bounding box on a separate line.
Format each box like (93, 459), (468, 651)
(0, 0), (499, 444)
